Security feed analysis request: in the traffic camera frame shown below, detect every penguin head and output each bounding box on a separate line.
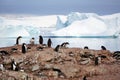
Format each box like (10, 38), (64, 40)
(18, 36), (22, 39)
(23, 43), (26, 46)
(32, 37), (35, 40)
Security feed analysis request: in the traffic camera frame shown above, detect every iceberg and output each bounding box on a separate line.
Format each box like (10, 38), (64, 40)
(52, 17), (107, 36)
(0, 12), (120, 37)
(56, 16), (65, 30)
(53, 12), (120, 37)
(0, 25), (30, 37)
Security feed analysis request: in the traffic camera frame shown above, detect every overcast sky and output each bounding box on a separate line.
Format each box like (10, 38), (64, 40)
(0, 0), (120, 15)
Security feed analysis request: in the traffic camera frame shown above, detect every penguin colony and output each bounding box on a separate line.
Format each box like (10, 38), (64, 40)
(0, 35), (119, 80)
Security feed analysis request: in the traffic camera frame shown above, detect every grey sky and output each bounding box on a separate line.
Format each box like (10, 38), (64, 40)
(0, 0), (120, 15)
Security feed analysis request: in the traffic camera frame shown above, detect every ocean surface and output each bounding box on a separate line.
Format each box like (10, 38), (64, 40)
(0, 36), (119, 52)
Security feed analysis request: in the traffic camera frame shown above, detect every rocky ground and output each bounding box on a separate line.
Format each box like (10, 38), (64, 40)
(0, 44), (120, 80)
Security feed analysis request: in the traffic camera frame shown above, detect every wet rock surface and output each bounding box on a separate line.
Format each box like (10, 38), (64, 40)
(0, 45), (120, 80)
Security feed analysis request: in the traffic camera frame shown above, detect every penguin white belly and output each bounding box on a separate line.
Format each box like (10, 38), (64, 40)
(13, 64), (16, 70)
(0, 64), (5, 71)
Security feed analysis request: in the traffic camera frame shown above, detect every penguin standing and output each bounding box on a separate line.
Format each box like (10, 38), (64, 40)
(22, 43), (27, 54)
(95, 57), (99, 66)
(30, 37), (35, 45)
(11, 59), (19, 71)
(47, 38), (52, 48)
(39, 35), (43, 45)
(54, 45), (61, 52)
(16, 36), (22, 45)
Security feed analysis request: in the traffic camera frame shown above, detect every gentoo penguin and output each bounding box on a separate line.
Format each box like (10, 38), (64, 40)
(95, 57), (99, 66)
(36, 46), (43, 51)
(61, 42), (69, 48)
(39, 35), (43, 45)
(83, 76), (87, 80)
(101, 46), (106, 50)
(84, 46), (89, 49)
(11, 48), (18, 53)
(16, 36), (22, 45)
(0, 64), (5, 71)
(54, 45), (61, 52)
(30, 37), (35, 45)
(22, 43), (27, 54)
(0, 50), (9, 55)
(11, 59), (19, 71)
(53, 68), (66, 78)
(47, 38), (52, 48)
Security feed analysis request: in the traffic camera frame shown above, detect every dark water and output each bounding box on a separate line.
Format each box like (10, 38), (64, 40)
(0, 37), (119, 52)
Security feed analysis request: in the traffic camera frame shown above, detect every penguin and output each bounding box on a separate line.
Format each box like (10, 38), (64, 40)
(30, 37), (35, 45)
(95, 57), (99, 66)
(101, 46), (106, 50)
(0, 50), (9, 55)
(53, 68), (66, 78)
(36, 46), (43, 51)
(61, 42), (69, 48)
(54, 45), (61, 52)
(11, 48), (18, 52)
(83, 76), (87, 80)
(0, 64), (5, 71)
(11, 59), (19, 71)
(47, 38), (52, 48)
(39, 35), (43, 45)
(16, 36), (22, 45)
(22, 43), (27, 54)
(84, 46), (89, 49)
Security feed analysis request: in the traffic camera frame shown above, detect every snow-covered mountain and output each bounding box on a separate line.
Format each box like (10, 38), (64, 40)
(0, 12), (120, 37)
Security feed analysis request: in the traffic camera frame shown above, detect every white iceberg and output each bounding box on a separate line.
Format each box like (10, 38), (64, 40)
(0, 25), (30, 37)
(52, 17), (107, 36)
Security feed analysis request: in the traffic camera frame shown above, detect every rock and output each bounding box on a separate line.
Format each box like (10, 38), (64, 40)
(80, 58), (91, 65)
(32, 64), (40, 71)
(8, 77), (15, 80)
(54, 64), (80, 78)
(39, 53), (54, 62)
(113, 51), (120, 60)
(44, 64), (53, 70)
(19, 72), (28, 80)
(48, 70), (58, 78)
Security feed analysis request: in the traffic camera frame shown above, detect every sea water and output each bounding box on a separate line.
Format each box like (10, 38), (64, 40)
(0, 37), (119, 52)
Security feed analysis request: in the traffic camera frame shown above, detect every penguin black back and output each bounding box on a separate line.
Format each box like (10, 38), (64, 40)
(101, 46), (106, 50)
(95, 57), (99, 66)
(47, 38), (52, 47)
(39, 35), (43, 44)
(22, 43), (27, 54)
(54, 45), (60, 52)
(16, 36), (22, 45)
(83, 76), (87, 80)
